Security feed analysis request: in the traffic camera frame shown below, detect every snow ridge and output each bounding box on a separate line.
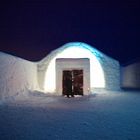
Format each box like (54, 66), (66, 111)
(0, 52), (38, 101)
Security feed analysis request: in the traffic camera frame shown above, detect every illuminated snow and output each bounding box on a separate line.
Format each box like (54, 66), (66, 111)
(44, 45), (105, 93)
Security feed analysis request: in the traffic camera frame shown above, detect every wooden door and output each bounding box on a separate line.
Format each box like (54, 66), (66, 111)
(63, 70), (83, 96)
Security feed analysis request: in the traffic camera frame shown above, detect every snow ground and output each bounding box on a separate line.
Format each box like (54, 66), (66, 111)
(0, 91), (140, 140)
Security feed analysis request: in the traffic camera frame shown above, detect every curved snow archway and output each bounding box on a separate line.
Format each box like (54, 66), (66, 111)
(44, 42), (105, 93)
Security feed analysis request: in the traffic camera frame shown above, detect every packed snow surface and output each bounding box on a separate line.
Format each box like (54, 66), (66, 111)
(0, 91), (140, 140)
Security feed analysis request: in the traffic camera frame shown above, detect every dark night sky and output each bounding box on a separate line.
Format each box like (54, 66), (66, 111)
(0, 0), (140, 64)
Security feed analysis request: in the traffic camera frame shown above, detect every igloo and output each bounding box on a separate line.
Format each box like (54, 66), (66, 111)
(37, 42), (120, 95)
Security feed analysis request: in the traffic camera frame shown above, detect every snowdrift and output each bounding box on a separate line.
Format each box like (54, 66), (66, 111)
(0, 52), (38, 101)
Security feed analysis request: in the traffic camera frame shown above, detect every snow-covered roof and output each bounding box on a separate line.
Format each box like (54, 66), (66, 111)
(40, 42), (116, 64)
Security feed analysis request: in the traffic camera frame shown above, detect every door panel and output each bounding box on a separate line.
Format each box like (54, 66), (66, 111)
(63, 70), (72, 96)
(73, 70), (83, 95)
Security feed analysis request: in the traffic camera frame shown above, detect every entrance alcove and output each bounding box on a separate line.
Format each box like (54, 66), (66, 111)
(56, 58), (90, 95)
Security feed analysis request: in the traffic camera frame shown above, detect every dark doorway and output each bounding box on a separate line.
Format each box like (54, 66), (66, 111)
(63, 70), (83, 96)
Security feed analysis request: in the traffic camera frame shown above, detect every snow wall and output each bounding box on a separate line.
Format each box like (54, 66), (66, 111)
(121, 62), (140, 89)
(37, 42), (120, 94)
(0, 52), (38, 100)
(99, 52), (120, 91)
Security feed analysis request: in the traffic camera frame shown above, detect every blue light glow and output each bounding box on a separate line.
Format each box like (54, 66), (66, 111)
(44, 42), (105, 93)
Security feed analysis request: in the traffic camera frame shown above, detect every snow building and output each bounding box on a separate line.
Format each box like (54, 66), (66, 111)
(37, 42), (120, 95)
(121, 62), (140, 89)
